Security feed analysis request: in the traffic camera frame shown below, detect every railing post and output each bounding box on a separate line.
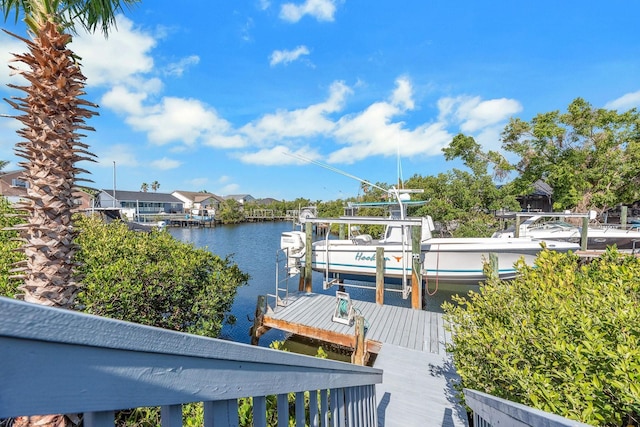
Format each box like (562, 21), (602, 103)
(295, 391), (305, 426)
(204, 400), (238, 427)
(161, 405), (182, 427)
(277, 393), (289, 427)
(253, 396), (267, 427)
(84, 411), (114, 427)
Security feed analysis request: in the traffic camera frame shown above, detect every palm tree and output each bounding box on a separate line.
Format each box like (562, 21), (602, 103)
(0, 159), (8, 171)
(151, 180), (159, 192)
(1, 0), (137, 308)
(140, 182), (148, 192)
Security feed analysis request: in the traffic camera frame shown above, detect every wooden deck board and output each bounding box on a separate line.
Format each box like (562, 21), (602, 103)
(375, 345), (467, 426)
(399, 309), (415, 349)
(260, 292), (468, 426)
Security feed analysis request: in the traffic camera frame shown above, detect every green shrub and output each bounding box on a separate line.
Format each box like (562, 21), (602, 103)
(443, 248), (640, 426)
(0, 197), (24, 299)
(73, 215), (248, 338)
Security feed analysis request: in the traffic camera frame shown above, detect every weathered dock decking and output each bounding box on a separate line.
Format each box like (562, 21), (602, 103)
(263, 293), (448, 354)
(260, 293), (469, 426)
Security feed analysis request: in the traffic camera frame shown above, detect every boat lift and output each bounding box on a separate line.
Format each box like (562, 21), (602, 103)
(290, 215), (425, 309)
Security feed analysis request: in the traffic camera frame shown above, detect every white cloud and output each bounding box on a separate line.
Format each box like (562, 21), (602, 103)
(329, 101), (451, 164)
(165, 55), (200, 77)
(270, 46), (310, 66)
(217, 183), (240, 195)
(241, 18), (255, 42)
(241, 80), (351, 142)
(127, 97), (238, 147)
(391, 76), (415, 110)
(101, 85), (149, 116)
(438, 96), (522, 133)
(0, 32), (28, 88)
(604, 91), (640, 111)
(325, 78), (450, 163)
(151, 157), (181, 170)
(202, 133), (248, 149)
(95, 144), (139, 167)
(280, 0), (337, 22)
(71, 15), (156, 87)
(258, 0), (271, 10)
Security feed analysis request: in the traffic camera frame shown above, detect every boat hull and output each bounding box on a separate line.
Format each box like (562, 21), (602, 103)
(494, 226), (640, 250)
(310, 237), (578, 286)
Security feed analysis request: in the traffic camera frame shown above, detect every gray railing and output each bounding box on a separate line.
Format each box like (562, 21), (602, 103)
(0, 297), (382, 426)
(464, 389), (591, 427)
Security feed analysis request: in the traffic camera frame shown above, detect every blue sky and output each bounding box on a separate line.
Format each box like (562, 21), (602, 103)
(1, 0), (639, 201)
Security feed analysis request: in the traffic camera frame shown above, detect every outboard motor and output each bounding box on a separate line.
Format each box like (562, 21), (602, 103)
(280, 231), (306, 276)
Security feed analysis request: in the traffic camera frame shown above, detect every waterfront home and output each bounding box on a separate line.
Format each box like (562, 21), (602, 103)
(97, 189), (184, 219)
(172, 190), (224, 213)
(0, 169), (93, 209)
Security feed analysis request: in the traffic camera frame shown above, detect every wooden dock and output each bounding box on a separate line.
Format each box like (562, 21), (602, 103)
(256, 293), (469, 426)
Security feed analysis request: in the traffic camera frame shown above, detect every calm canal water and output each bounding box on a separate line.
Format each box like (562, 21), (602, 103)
(168, 221), (475, 348)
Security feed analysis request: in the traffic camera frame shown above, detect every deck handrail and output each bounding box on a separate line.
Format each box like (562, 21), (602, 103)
(464, 389), (591, 427)
(0, 297), (382, 426)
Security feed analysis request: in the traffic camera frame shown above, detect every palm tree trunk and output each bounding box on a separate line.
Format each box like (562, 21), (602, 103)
(4, 21), (97, 308)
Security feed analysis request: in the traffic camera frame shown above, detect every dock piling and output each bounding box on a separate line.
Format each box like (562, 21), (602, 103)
(304, 222), (313, 292)
(352, 315), (366, 365)
(376, 247), (384, 305)
(249, 295), (269, 345)
(411, 225), (422, 310)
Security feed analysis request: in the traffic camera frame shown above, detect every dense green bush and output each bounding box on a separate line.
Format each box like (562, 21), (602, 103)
(0, 197), (24, 299)
(443, 248), (640, 426)
(72, 215), (248, 337)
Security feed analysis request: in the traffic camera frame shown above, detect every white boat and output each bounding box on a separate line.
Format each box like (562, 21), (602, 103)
(492, 214), (640, 251)
(280, 189), (579, 288)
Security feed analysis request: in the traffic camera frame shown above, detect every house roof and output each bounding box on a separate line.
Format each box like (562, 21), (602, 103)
(0, 170), (27, 198)
(224, 194), (254, 200)
(102, 190), (183, 203)
(531, 180), (553, 197)
(173, 190), (224, 203)
(256, 198), (279, 205)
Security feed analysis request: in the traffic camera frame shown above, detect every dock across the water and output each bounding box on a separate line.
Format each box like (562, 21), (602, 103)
(251, 292), (469, 426)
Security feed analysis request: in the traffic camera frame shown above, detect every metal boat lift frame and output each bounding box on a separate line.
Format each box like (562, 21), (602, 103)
(297, 215), (425, 309)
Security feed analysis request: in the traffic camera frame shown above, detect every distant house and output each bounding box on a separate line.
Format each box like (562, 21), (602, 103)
(516, 180), (553, 212)
(172, 191), (224, 212)
(224, 194), (255, 204)
(255, 198), (279, 205)
(98, 190), (184, 219)
(0, 169), (93, 209)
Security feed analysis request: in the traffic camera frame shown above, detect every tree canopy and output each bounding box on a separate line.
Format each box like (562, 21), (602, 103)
(446, 98), (640, 213)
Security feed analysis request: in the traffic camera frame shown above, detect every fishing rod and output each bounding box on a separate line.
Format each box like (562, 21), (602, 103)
(285, 152), (423, 219)
(286, 152), (389, 194)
